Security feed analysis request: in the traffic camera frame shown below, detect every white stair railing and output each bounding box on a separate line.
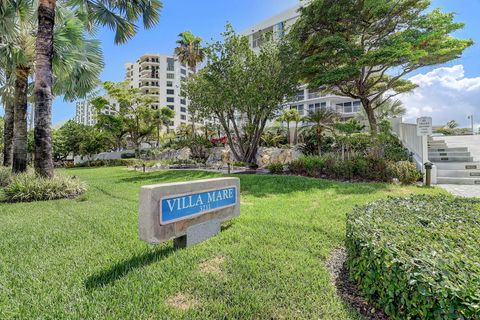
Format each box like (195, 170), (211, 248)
(391, 118), (434, 183)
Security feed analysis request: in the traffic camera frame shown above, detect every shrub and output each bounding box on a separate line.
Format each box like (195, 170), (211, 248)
(347, 196), (480, 320)
(267, 163), (284, 174)
(391, 161), (422, 184)
(3, 173), (87, 203)
(74, 159), (143, 168)
(0, 167), (12, 187)
(287, 156), (324, 177)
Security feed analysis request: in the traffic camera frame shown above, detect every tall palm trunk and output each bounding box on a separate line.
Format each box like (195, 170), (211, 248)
(34, 0), (56, 177)
(12, 67), (29, 173)
(3, 100), (14, 167)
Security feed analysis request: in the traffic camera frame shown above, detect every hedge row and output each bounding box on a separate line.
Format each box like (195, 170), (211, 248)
(346, 195), (480, 319)
(270, 155), (421, 184)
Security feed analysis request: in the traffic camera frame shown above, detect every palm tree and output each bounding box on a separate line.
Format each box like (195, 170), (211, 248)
(153, 107), (175, 147)
(175, 31), (204, 137)
(277, 109), (302, 145)
(0, 70), (14, 167)
(1, 3), (104, 173)
(33, 0), (162, 177)
(357, 98), (406, 123)
(302, 109), (338, 155)
(174, 31), (205, 72)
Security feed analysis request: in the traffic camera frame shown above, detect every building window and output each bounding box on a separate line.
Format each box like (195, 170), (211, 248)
(296, 90), (305, 101)
(167, 57), (175, 71)
(167, 73), (175, 79)
(167, 89), (175, 95)
(180, 115), (186, 120)
(353, 101), (361, 112)
(167, 81), (173, 87)
(294, 104), (304, 115)
(167, 97), (174, 103)
(167, 105), (174, 110)
(181, 69), (187, 75)
(252, 26), (274, 48)
(343, 102), (353, 113)
(180, 98), (186, 105)
(180, 107), (187, 113)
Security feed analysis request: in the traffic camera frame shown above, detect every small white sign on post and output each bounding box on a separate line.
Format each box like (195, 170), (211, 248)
(417, 117), (433, 136)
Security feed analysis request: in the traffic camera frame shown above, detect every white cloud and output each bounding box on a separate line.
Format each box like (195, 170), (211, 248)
(399, 65), (480, 127)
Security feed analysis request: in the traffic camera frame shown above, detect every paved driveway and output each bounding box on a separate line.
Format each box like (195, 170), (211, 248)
(438, 184), (480, 198)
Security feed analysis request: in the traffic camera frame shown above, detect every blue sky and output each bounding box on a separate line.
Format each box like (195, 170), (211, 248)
(3, 0), (479, 127)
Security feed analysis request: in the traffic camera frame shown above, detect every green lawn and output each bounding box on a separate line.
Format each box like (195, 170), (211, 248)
(0, 167), (445, 319)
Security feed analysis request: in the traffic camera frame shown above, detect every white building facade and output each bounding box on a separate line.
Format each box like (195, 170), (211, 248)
(74, 96), (119, 126)
(125, 54), (194, 129)
(242, 2), (362, 120)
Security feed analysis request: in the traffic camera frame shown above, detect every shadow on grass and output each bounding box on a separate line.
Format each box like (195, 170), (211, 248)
(85, 246), (175, 289)
(118, 170), (391, 198)
(119, 170), (221, 185)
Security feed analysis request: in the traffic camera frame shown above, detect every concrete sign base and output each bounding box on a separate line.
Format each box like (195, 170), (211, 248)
(139, 178), (240, 247)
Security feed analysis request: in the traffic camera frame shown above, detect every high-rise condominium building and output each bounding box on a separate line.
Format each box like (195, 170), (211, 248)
(74, 96), (119, 126)
(125, 54), (194, 129)
(242, 2), (362, 120)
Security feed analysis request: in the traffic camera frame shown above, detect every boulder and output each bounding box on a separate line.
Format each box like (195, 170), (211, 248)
(206, 147), (234, 168)
(155, 147), (191, 161)
(255, 147), (302, 168)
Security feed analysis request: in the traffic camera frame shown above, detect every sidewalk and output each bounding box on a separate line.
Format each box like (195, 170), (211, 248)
(438, 184), (480, 198)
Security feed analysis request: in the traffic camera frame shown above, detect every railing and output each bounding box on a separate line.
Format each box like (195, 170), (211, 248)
(391, 118), (429, 173)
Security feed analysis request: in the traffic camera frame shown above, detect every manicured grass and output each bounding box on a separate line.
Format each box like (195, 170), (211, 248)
(0, 167), (445, 319)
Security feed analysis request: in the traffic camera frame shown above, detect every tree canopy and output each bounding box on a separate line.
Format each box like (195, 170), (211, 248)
(291, 0), (473, 133)
(182, 25), (299, 163)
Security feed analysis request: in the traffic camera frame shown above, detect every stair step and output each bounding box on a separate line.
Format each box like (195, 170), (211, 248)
(437, 177), (480, 185)
(429, 152), (471, 157)
(433, 162), (480, 170)
(438, 170), (480, 178)
(428, 147), (469, 152)
(430, 156), (474, 162)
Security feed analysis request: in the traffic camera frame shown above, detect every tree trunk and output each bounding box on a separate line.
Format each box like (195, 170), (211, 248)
(12, 67), (29, 173)
(3, 99), (14, 167)
(363, 99), (378, 134)
(34, 0), (56, 177)
(157, 124), (160, 147)
(294, 122), (299, 145)
(287, 122), (291, 145)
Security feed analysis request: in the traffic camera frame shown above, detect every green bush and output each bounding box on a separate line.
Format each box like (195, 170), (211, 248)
(287, 154), (393, 182)
(288, 156), (324, 177)
(0, 167), (12, 187)
(267, 163), (284, 174)
(391, 161), (422, 184)
(3, 173), (87, 203)
(74, 159), (143, 168)
(346, 195), (480, 319)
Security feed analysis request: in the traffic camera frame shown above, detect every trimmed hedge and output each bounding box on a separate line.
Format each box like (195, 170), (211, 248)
(346, 195), (480, 319)
(74, 159), (144, 168)
(287, 155), (396, 182)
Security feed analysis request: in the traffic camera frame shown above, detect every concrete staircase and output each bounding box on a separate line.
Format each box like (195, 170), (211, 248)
(429, 137), (480, 185)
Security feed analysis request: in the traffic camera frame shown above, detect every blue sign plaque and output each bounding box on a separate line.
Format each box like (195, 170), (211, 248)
(160, 187), (237, 225)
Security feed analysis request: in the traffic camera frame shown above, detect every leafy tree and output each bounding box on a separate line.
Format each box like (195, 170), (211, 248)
(446, 120), (459, 129)
(291, 0), (473, 133)
(153, 107), (175, 147)
(302, 109), (338, 155)
(92, 81), (156, 158)
(95, 113), (128, 151)
(79, 129), (107, 160)
(54, 120), (91, 159)
(32, 0), (162, 177)
(182, 25), (299, 163)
